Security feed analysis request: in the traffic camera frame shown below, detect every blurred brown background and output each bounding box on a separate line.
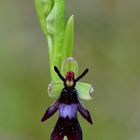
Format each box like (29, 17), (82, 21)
(0, 0), (140, 140)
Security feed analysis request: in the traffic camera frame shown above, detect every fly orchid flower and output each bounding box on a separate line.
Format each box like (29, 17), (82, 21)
(41, 58), (94, 140)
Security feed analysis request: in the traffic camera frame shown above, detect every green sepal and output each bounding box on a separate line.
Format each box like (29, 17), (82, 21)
(76, 82), (94, 100)
(48, 81), (63, 98)
(61, 57), (78, 77)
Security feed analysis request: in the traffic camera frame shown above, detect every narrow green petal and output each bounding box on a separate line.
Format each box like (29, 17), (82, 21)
(48, 81), (63, 98)
(76, 82), (94, 100)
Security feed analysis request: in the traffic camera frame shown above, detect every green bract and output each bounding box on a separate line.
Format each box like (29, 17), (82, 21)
(35, 0), (74, 81)
(35, 0), (93, 101)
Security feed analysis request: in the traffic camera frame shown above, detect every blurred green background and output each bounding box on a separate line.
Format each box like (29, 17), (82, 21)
(0, 0), (140, 140)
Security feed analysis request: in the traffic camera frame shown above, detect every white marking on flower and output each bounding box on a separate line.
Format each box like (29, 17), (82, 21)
(66, 57), (74, 61)
(59, 103), (78, 119)
(89, 85), (94, 95)
(48, 82), (53, 92)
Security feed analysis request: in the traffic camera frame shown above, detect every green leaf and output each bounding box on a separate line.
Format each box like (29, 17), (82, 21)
(76, 82), (94, 100)
(51, 0), (66, 81)
(46, 0), (66, 81)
